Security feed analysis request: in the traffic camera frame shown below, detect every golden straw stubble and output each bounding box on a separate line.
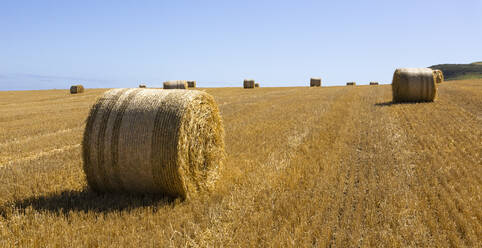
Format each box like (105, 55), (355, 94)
(82, 88), (225, 199)
(392, 68), (437, 102)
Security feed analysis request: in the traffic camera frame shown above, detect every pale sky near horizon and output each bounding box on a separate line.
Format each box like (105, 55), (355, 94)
(0, 0), (481, 90)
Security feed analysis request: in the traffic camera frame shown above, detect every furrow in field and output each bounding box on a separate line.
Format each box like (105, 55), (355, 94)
(0, 126), (83, 148)
(0, 144), (81, 169)
(389, 91), (481, 247)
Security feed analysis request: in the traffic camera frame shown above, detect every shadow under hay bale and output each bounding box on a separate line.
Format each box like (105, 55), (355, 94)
(346, 82), (356, 86)
(243, 79), (255, 88)
(0, 190), (174, 216)
(310, 78), (321, 87)
(163, 80), (188, 89)
(70, 85), (85, 94)
(82, 88), (225, 199)
(187, 81), (196, 88)
(392, 68), (437, 103)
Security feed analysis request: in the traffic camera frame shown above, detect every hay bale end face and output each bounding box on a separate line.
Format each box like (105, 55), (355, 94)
(164, 80), (188, 89)
(369, 82), (379, 85)
(70, 85), (85, 94)
(392, 68), (437, 102)
(433, 70), (444, 84)
(346, 82), (356, 86)
(310, 78), (321, 87)
(82, 88), (225, 199)
(254, 83), (260, 88)
(243, 79), (255, 89)
(187, 81), (196, 88)
(139, 84), (146, 88)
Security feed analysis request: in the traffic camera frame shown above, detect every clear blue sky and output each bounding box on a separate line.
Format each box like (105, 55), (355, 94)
(1, 0), (481, 90)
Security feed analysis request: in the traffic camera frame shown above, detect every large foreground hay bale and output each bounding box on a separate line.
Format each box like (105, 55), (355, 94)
(243, 79), (255, 88)
(70, 85), (84, 94)
(139, 84), (146, 88)
(187, 81), (196, 88)
(369, 82), (379, 85)
(392, 68), (437, 102)
(255, 83), (260, 88)
(346, 82), (356, 86)
(82, 88), (225, 199)
(433, 69), (444, 84)
(310, 78), (321, 87)
(164, 80), (188, 89)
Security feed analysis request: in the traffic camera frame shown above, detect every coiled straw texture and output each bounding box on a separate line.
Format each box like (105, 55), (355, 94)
(392, 68), (437, 102)
(82, 88), (225, 199)
(70, 85), (84, 94)
(187, 81), (196, 88)
(243, 79), (255, 88)
(164, 81), (188, 89)
(310, 78), (321, 87)
(433, 70), (444, 84)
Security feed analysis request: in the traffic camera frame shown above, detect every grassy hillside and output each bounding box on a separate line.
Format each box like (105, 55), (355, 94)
(429, 62), (482, 80)
(0, 81), (481, 246)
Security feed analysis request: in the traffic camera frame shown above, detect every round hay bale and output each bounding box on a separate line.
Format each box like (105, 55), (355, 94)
(82, 88), (225, 199)
(70, 85), (84, 94)
(243, 79), (255, 89)
(254, 83), (260, 88)
(433, 69), (444, 84)
(139, 84), (146, 88)
(310, 78), (321, 87)
(346, 82), (356, 86)
(164, 80), (188, 89)
(369, 82), (379, 85)
(187, 81), (196, 88)
(392, 68), (437, 102)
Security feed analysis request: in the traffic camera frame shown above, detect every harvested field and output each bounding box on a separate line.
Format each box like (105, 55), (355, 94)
(0, 80), (481, 247)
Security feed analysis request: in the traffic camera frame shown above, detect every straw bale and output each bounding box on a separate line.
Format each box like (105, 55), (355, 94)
(310, 78), (321, 87)
(139, 84), (146, 88)
(82, 88), (225, 199)
(433, 70), (444, 84)
(164, 80), (188, 89)
(70, 85), (85, 94)
(392, 68), (437, 102)
(187, 81), (196, 88)
(369, 82), (379, 85)
(255, 83), (259, 88)
(243, 79), (255, 88)
(346, 82), (356, 86)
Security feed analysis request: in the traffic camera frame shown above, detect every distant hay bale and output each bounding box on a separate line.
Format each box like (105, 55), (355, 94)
(255, 83), (259, 88)
(164, 80), (188, 89)
(139, 84), (146, 88)
(243, 79), (255, 89)
(392, 68), (437, 102)
(433, 70), (444, 84)
(70, 85), (84, 94)
(310, 78), (321, 87)
(369, 82), (379, 85)
(346, 82), (356, 86)
(82, 88), (225, 199)
(187, 81), (196, 88)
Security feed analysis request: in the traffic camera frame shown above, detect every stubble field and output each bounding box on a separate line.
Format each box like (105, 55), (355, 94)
(0, 79), (480, 247)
